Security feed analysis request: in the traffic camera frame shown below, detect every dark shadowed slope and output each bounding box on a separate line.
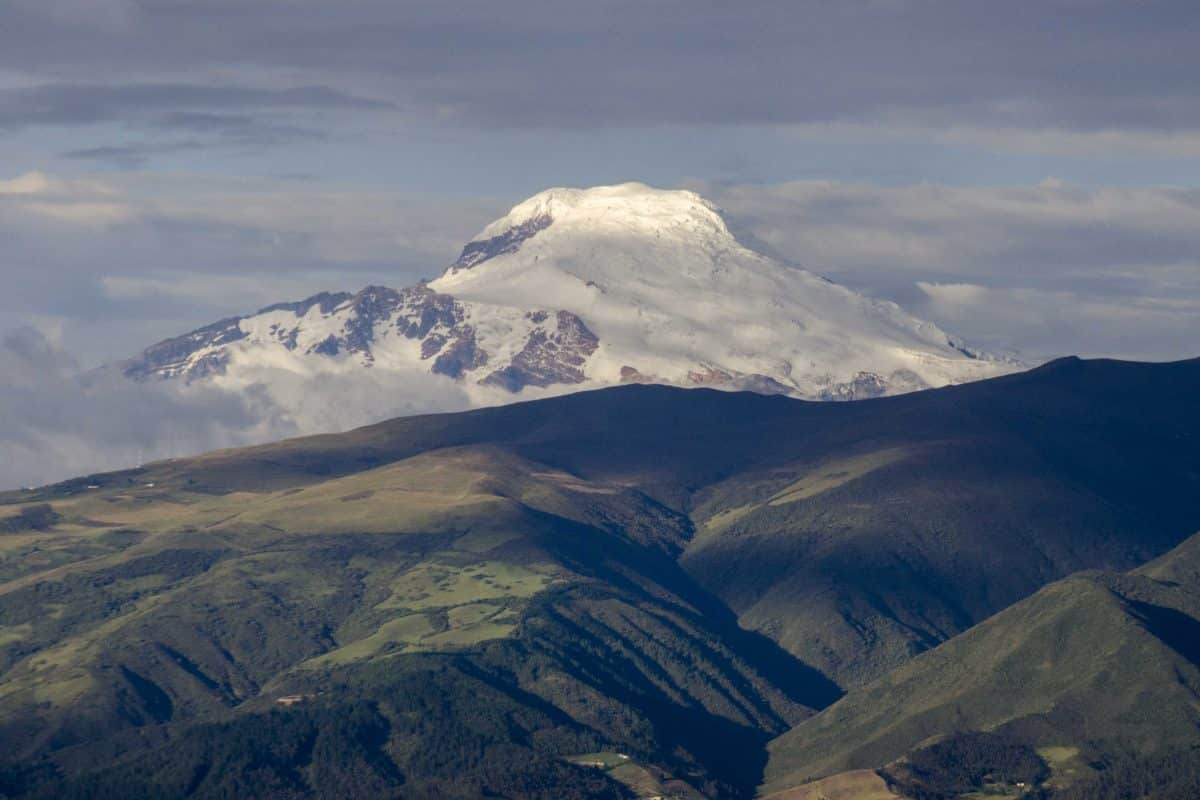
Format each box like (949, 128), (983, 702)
(761, 529), (1200, 796)
(678, 356), (1200, 686)
(0, 357), (1199, 797)
(7, 357), (1200, 689)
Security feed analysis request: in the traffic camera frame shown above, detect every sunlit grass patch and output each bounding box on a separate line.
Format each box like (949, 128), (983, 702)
(375, 560), (555, 611)
(768, 448), (910, 506)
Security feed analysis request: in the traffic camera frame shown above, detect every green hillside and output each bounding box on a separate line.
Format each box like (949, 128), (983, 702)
(1, 356), (1199, 797)
(680, 357), (1200, 687)
(762, 529), (1200, 797)
(19, 355), (1197, 691)
(0, 448), (830, 798)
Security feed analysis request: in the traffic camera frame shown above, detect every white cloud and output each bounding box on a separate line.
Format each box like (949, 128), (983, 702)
(915, 282), (992, 312)
(915, 281), (1200, 362)
(0, 170), (133, 227)
(22, 199), (134, 226)
(700, 179), (1200, 361)
(0, 326), (475, 490)
(0, 170), (51, 194)
(0, 169), (505, 365)
(0, 327), (277, 488)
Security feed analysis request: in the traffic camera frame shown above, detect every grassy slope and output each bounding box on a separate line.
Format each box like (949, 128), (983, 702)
(0, 446), (829, 798)
(681, 357), (1200, 687)
(1, 356), (1200, 796)
(761, 529), (1200, 795)
(761, 769), (899, 800)
(19, 355), (1192, 690)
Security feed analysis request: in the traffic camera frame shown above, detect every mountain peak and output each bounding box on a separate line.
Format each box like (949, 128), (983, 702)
(487, 182), (724, 235)
(122, 180), (1018, 426)
(445, 182), (737, 277)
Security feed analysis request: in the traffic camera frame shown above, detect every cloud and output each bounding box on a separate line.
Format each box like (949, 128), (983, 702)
(0, 170), (134, 226)
(0, 326), (473, 490)
(9, 0), (139, 32)
(0, 83), (388, 129)
(1, 1), (1199, 154)
(0, 82), (385, 163)
(0, 327), (280, 489)
(0, 170), (504, 365)
(915, 282), (992, 310)
(0, 171), (52, 194)
(698, 179), (1200, 361)
(916, 281), (1200, 362)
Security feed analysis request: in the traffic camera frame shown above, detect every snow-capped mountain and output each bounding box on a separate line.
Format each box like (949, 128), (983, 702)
(122, 183), (1017, 418)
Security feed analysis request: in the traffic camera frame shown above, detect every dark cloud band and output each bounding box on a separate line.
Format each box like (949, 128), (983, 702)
(2, 1), (1198, 135)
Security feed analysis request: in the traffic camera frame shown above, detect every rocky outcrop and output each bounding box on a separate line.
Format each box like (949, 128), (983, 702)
(686, 365), (792, 395)
(447, 213), (552, 273)
(123, 285), (600, 394)
(481, 311), (599, 391)
(394, 287), (465, 340)
(817, 369), (929, 401)
(430, 328), (488, 379)
(123, 316), (247, 380)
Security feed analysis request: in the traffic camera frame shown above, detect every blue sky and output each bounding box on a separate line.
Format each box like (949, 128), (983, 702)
(2, 0), (1199, 366)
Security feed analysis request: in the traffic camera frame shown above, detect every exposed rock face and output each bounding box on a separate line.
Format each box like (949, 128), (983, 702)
(122, 285), (597, 394)
(429, 327), (488, 379)
(620, 365), (652, 383)
(123, 317), (248, 380)
(817, 372), (889, 401)
(481, 311), (599, 391)
(447, 213), (552, 273)
(340, 287), (404, 355)
(259, 292), (353, 317)
(686, 366), (793, 395)
(817, 370), (930, 401)
(393, 288), (464, 340)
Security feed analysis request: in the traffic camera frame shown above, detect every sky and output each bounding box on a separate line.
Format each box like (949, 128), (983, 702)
(2, 0), (1199, 485)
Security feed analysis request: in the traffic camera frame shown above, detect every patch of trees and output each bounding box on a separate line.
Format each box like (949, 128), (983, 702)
(3, 656), (634, 800)
(880, 730), (1049, 800)
(0, 505), (60, 534)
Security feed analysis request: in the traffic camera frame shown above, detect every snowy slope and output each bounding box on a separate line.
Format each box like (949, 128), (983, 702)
(122, 182), (1017, 429)
(433, 183), (1012, 398)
